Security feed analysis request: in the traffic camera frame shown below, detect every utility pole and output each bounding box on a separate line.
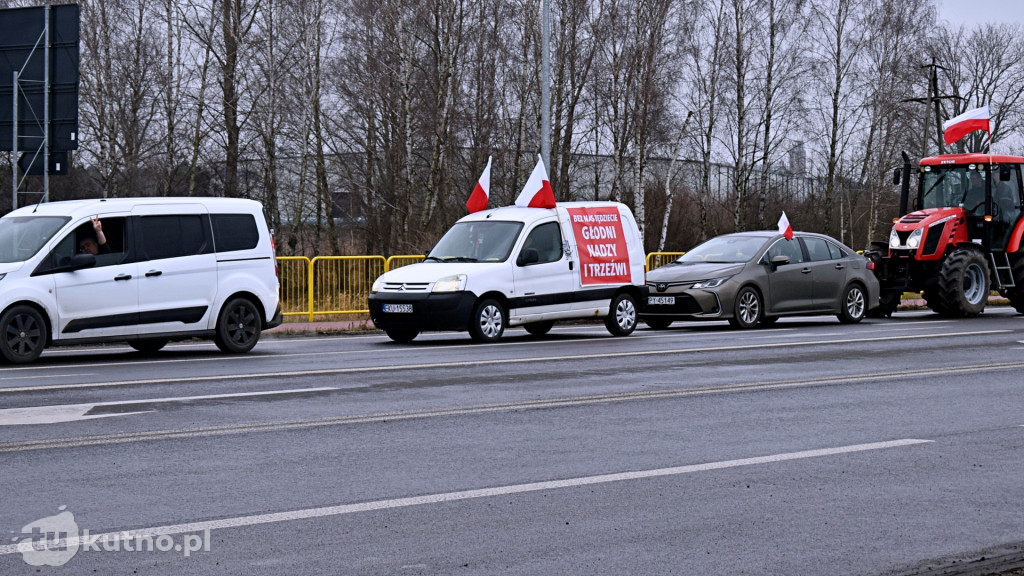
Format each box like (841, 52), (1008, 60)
(541, 0), (551, 176)
(903, 58), (959, 157)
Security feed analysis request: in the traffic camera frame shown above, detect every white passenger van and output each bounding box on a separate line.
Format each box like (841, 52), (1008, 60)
(369, 201), (648, 342)
(0, 197), (282, 363)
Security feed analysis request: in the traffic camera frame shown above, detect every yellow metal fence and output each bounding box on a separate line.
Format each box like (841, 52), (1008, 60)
(280, 252), (686, 320)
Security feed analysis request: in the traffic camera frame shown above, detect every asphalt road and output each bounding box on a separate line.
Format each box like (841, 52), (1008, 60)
(2, 310), (1023, 575)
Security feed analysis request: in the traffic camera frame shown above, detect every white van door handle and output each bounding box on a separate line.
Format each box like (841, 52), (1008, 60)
(114, 274), (132, 281)
(145, 270), (163, 277)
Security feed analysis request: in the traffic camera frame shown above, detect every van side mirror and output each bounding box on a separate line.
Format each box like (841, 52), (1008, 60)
(69, 253), (96, 270)
(517, 248), (539, 266)
(893, 168), (901, 185)
(770, 255), (790, 270)
(1000, 165), (1011, 181)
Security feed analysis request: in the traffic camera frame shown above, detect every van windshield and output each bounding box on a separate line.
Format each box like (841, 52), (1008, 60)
(427, 221), (524, 263)
(0, 215), (70, 263)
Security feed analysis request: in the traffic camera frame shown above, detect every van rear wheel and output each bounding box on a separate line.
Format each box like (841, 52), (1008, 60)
(605, 293), (638, 336)
(214, 297), (262, 353)
(0, 305), (47, 364)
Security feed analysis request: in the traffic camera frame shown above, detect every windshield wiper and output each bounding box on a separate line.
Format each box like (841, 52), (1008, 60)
(444, 256), (478, 263)
(423, 256), (443, 262)
(922, 172), (947, 203)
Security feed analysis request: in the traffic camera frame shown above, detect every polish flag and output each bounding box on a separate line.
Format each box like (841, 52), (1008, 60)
(514, 156), (557, 209)
(777, 212), (793, 241)
(943, 105), (990, 146)
(466, 156), (492, 214)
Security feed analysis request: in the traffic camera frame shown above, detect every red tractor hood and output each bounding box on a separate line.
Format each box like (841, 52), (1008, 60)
(894, 207), (962, 232)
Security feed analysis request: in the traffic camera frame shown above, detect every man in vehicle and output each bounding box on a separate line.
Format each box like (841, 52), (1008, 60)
(78, 216), (110, 255)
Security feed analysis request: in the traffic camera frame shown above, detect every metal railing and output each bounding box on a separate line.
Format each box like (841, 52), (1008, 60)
(279, 252), (690, 319)
(646, 252), (685, 270)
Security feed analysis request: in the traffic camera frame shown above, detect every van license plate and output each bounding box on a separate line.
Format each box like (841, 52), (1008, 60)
(648, 296), (675, 305)
(383, 304), (413, 313)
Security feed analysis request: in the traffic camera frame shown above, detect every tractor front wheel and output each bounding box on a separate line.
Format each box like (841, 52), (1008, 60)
(935, 249), (990, 317)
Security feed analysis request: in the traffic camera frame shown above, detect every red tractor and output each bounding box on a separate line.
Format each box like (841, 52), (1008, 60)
(867, 151), (1024, 317)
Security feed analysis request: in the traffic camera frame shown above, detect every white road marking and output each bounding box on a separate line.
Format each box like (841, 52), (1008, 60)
(0, 329), (1012, 394)
(0, 387), (337, 426)
(0, 438), (931, 556)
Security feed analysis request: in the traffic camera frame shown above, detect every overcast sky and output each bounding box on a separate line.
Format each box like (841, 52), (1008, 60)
(937, 0), (1022, 27)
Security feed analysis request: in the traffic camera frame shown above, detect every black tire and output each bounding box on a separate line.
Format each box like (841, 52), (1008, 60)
(524, 321), (554, 336)
(605, 293), (638, 336)
(867, 292), (900, 318)
(214, 297), (263, 353)
(837, 283), (867, 324)
(728, 286), (762, 329)
(129, 339), (169, 354)
(469, 298), (506, 343)
(384, 328), (419, 343)
(643, 317), (673, 330)
(0, 305), (48, 364)
(758, 316), (779, 327)
(923, 287), (947, 315)
(935, 249), (990, 317)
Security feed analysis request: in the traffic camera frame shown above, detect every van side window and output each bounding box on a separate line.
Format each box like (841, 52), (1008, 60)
(211, 214), (259, 252)
(518, 222), (563, 266)
(138, 215), (210, 261)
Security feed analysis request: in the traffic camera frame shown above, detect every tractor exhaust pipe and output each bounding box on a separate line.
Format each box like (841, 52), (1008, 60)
(898, 151), (912, 217)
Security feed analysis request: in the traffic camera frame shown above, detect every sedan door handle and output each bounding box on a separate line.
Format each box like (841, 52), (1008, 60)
(114, 274), (132, 281)
(801, 267), (812, 274)
(145, 270), (163, 277)
(834, 263), (845, 270)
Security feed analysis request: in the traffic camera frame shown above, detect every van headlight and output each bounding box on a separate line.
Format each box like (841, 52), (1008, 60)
(906, 228), (923, 249)
(691, 276), (731, 289)
(371, 277), (382, 293)
(432, 274), (467, 293)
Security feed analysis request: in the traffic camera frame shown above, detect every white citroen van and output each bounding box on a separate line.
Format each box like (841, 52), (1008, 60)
(0, 197), (282, 363)
(369, 201), (648, 342)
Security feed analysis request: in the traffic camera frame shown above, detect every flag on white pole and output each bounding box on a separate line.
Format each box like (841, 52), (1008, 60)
(943, 105), (990, 146)
(777, 212), (793, 241)
(466, 156), (492, 214)
(514, 156), (556, 209)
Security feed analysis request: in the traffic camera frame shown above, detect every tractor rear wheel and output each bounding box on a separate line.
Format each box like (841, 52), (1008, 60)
(1006, 254), (1024, 313)
(935, 249), (990, 317)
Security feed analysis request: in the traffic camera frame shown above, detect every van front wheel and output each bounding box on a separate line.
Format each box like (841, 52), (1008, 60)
(0, 305), (47, 364)
(469, 299), (506, 343)
(214, 298), (262, 353)
(605, 293), (638, 336)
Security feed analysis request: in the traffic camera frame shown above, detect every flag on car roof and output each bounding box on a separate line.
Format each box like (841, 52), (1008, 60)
(943, 105), (990, 146)
(514, 155), (556, 209)
(466, 156), (492, 214)
(777, 212), (793, 241)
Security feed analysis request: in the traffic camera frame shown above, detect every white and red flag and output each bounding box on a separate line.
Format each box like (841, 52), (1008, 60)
(514, 156), (556, 209)
(777, 211), (793, 241)
(943, 105), (990, 146)
(466, 156), (492, 214)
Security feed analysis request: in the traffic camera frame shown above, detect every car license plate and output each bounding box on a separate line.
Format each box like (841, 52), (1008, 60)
(383, 303), (413, 313)
(648, 296), (675, 305)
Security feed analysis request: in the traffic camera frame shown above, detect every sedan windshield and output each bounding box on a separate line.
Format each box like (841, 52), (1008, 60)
(677, 235), (766, 264)
(0, 215), (70, 263)
(428, 221), (524, 263)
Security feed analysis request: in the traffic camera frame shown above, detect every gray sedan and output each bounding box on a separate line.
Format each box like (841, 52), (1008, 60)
(640, 231), (880, 329)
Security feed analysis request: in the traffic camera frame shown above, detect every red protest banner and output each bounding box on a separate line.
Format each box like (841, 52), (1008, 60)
(565, 206), (631, 285)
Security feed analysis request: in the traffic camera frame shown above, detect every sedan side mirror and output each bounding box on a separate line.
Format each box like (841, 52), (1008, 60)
(769, 255), (790, 270)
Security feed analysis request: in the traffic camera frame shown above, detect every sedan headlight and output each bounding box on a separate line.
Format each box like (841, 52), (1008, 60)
(432, 274), (467, 293)
(906, 228), (923, 249)
(691, 276), (731, 289)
